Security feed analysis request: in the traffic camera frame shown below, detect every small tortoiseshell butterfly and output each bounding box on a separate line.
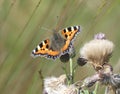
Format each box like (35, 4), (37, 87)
(31, 26), (81, 60)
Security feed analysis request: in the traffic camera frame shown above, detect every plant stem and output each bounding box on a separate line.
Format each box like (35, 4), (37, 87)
(69, 58), (74, 84)
(93, 82), (99, 94)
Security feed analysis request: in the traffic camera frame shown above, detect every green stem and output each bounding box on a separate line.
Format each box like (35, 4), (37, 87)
(70, 58), (73, 76)
(93, 82), (99, 94)
(69, 58), (74, 84)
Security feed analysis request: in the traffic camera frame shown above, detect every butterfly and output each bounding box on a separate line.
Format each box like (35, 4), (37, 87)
(31, 26), (81, 60)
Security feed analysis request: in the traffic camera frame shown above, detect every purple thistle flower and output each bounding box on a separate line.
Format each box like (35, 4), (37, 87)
(94, 33), (106, 40)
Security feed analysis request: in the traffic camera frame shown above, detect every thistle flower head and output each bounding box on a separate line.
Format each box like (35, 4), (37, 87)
(80, 33), (114, 71)
(43, 74), (77, 94)
(62, 85), (77, 94)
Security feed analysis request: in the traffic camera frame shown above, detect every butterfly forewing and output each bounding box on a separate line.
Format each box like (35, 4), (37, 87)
(61, 26), (81, 41)
(32, 39), (50, 56)
(31, 39), (60, 59)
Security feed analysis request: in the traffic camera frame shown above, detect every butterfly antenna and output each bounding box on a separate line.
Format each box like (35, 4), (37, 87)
(41, 27), (51, 32)
(41, 27), (58, 35)
(55, 16), (62, 31)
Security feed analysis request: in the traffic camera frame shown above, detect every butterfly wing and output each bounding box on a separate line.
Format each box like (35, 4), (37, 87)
(61, 26), (81, 41)
(60, 26), (81, 54)
(31, 39), (60, 59)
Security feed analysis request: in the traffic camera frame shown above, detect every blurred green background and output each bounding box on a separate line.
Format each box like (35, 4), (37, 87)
(0, 0), (120, 94)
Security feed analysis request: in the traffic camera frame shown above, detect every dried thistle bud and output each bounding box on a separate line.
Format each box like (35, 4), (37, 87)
(43, 74), (67, 94)
(80, 36), (114, 71)
(62, 85), (77, 94)
(60, 46), (76, 63)
(43, 74), (77, 94)
(60, 53), (70, 63)
(77, 57), (88, 66)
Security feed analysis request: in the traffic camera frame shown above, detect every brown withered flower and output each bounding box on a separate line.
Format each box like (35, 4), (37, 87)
(80, 33), (114, 71)
(43, 74), (77, 94)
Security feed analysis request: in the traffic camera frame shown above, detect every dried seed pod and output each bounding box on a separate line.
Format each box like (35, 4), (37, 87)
(43, 74), (77, 94)
(80, 39), (114, 71)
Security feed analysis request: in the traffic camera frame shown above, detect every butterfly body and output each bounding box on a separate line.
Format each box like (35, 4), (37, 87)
(31, 26), (81, 60)
(50, 32), (65, 51)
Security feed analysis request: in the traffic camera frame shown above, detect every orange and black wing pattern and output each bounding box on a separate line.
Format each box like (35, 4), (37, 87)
(31, 26), (81, 60)
(61, 26), (81, 53)
(61, 26), (81, 42)
(31, 39), (60, 59)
